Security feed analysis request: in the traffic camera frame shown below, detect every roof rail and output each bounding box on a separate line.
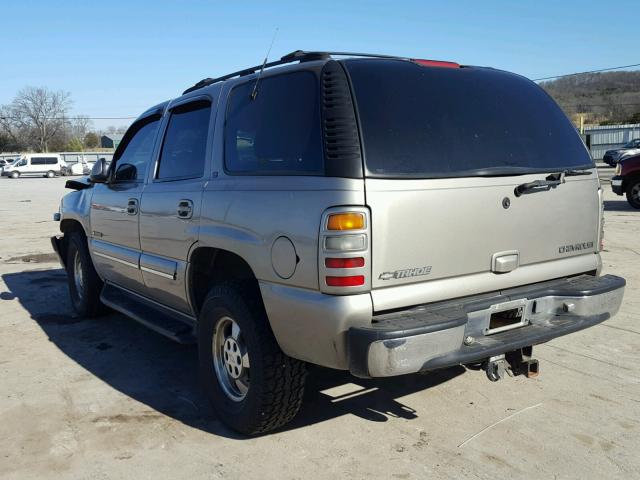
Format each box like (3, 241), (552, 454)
(182, 50), (406, 95)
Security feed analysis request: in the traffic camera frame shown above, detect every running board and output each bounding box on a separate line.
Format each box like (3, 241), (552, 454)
(100, 283), (196, 344)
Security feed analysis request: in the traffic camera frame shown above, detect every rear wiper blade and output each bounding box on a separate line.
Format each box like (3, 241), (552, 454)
(547, 169), (593, 180)
(515, 169), (593, 197)
(514, 178), (562, 197)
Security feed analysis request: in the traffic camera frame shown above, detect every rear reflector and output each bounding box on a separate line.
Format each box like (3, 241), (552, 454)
(326, 275), (365, 287)
(411, 59), (460, 69)
(325, 257), (365, 268)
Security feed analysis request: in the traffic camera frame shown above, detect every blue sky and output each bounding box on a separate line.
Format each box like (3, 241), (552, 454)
(1, 0), (638, 129)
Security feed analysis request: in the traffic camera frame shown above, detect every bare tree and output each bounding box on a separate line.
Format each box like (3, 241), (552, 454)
(5, 87), (72, 152)
(0, 105), (25, 150)
(65, 115), (93, 150)
(104, 124), (129, 135)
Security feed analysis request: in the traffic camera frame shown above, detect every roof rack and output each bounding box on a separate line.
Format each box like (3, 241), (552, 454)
(182, 50), (407, 95)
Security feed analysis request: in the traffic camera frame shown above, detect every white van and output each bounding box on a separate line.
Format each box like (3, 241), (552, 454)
(2, 153), (67, 178)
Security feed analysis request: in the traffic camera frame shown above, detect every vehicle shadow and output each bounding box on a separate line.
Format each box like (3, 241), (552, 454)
(604, 200), (637, 212)
(2, 267), (464, 439)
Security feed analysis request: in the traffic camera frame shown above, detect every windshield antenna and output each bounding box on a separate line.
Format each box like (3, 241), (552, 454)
(250, 28), (279, 101)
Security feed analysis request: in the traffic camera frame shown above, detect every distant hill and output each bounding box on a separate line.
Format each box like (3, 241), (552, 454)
(540, 71), (640, 126)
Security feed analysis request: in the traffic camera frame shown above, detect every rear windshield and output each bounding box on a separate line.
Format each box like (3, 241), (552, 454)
(344, 59), (593, 178)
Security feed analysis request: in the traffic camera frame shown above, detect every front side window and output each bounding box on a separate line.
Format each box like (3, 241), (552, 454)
(224, 71), (323, 175)
(17, 159), (27, 167)
(156, 100), (211, 180)
(113, 117), (161, 182)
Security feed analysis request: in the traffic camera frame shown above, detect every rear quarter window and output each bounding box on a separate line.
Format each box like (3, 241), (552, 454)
(224, 71), (323, 175)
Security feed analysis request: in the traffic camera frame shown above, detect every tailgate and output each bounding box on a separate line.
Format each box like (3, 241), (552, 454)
(367, 174), (600, 307)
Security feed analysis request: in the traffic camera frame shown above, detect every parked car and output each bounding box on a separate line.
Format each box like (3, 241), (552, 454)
(603, 138), (640, 166)
(0, 158), (19, 175)
(51, 50), (626, 435)
(2, 153), (66, 178)
(61, 162), (90, 176)
(611, 153), (640, 208)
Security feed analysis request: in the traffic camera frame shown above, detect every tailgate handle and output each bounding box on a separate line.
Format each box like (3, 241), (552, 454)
(492, 251), (519, 273)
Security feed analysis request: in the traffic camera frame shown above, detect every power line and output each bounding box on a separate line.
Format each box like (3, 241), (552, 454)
(533, 63), (640, 81)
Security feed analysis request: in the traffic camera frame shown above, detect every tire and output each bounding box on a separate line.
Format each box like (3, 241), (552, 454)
(46, 170), (55, 178)
(198, 281), (307, 435)
(65, 232), (104, 317)
(10, 171), (19, 179)
(626, 178), (640, 209)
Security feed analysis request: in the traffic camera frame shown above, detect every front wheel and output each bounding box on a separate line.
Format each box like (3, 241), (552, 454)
(65, 232), (104, 317)
(10, 171), (19, 179)
(198, 282), (307, 435)
(626, 178), (640, 209)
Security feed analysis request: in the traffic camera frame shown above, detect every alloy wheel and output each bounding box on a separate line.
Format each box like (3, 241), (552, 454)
(212, 316), (250, 402)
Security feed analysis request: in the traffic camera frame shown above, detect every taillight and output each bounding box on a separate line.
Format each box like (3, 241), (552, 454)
(319, 207), (370, 294)
(327, 212), (365, 231)
(324, 235), (366, 251)
(325, 257), (365, 268)
(326, 276), (365, 287)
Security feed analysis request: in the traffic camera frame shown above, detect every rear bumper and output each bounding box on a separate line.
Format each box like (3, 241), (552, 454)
(611, 176), (624, 195)
(348, 274), (625, 378)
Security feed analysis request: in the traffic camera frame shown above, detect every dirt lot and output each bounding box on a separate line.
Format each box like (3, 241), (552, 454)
(1, 171), (639, 480)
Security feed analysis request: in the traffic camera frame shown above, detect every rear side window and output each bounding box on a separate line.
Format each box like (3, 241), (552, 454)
(30, 157), (57, 165)
(344, 59), (593, 178)
(113, 117), (161, 182)
(224, 71), (323, 175)
(157, 100), (211, 180)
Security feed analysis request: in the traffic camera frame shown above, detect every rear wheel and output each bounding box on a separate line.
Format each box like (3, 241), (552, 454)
(626, 178), (640, 209)
(65, 232), (104, 317)
(198, 282), (307, 435)
(46, 170), (55, 178)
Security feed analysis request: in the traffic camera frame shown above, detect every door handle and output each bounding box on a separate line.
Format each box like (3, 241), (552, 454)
(177, 199), (193, 219)
(126, 198), (139, 215)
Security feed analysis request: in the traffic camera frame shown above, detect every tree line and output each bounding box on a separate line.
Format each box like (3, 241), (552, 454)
(0, 87), (128, 153)
(541, 70), (640, 126)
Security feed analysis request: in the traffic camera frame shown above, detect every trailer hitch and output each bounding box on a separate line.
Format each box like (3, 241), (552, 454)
(483, 346), (539, 382)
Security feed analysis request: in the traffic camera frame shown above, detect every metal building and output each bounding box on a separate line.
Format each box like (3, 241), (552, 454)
(101, 134), (124, 149)
(583, 123), (640, 160)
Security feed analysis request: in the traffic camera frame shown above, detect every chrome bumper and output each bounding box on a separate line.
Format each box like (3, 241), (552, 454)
(348, 274), (625, 378)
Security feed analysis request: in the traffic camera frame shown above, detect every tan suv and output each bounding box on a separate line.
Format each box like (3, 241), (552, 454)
(52, 51), (625, 434)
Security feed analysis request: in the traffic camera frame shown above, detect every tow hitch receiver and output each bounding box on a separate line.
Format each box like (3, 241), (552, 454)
(483, 346), (539, 382)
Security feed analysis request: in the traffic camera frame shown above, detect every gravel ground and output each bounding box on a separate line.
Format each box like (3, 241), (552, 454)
(0, 168), (638, 480)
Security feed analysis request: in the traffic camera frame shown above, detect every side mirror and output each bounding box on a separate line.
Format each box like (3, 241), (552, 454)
(89, 158), (109, 183)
